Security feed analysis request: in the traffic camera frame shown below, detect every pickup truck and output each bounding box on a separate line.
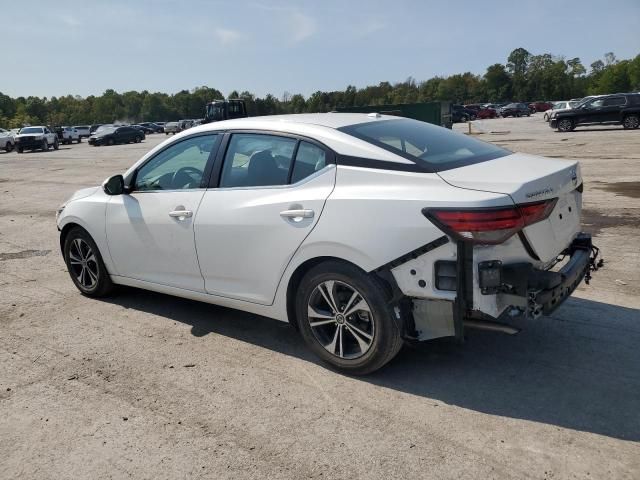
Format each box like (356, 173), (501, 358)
(14, 126), (59, 153)
(0, 128), (15, 152)
(55, 126), (82, 144)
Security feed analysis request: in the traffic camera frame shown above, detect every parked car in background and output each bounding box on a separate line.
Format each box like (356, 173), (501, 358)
(529, 101), (553, 113)
(139, 122), (163, 133)
(476, 106), (498, 119)
(88, 126), (144, 146)
(73, 125), (91, 138)
(56, 113), (600, 374)
(55, 126), (82, 144)
(15, 126), (59, 152)
(500, 103), (531, 117)
(551, 93), (640, 131)
(89, 124), (103, 135)
(0, 128), (15, 152)
(452, 105), (476, 122)
(164, 121), (182, 135)
(131, 124), (155, 135)
(544, 100), (582, 121)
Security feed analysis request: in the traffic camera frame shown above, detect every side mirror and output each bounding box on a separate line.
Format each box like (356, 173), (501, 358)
(102, 174), (125, 195)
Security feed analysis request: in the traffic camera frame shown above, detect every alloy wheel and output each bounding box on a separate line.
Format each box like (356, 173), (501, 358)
(623, 116), (639, 129)
(558, 119), (573, 132)
(307, 280), (375, 359)
(68, 238), (99, 290)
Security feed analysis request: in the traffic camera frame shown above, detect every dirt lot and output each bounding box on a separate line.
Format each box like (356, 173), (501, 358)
(1, 117), (639, 479)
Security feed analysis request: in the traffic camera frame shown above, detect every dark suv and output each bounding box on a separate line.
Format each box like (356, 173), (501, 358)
(550, 93), (640, 131)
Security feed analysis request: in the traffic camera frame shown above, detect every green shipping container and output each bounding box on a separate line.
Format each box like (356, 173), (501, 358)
(336, 101), (452, 129)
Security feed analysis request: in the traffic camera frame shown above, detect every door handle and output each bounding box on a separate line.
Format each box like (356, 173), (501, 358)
(169, 209), (193, 219)
(280, 209), (314, 220)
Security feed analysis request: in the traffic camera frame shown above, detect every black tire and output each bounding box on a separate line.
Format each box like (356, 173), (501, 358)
(294, 261), (403, 375)
(53, 139), (59, 150)
(107, 138), (115, 146)
(63, 227), (114, 297)
(41, 139), (48, 151)
(622, 114), (639, 130)
(557, 118), (574, 132)
(135, 136), (142, 143)
(77, 137), (82, 143)
(5, 142), (13, 152)
(17, 146), (23, 153)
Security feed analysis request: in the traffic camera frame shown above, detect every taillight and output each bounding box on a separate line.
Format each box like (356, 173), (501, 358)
(423, 199), (557, 244)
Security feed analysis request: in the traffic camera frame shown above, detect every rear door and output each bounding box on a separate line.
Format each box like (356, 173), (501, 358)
(600, 96), (627, 123)
(194, 132), (335, 305)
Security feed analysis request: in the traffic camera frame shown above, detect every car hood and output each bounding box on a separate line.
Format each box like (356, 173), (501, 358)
(16, 133), (44, 138)
(67, 186), (100, 203)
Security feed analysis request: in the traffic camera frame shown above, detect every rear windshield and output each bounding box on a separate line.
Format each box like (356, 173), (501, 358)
(339, 118), (511, 172)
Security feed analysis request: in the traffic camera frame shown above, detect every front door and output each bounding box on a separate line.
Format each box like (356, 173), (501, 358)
(194, 133), (335, 305)
(106, 133), (220, 291)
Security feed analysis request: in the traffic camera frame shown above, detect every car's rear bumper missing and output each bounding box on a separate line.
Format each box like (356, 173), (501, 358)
(477, 232), (602, 317)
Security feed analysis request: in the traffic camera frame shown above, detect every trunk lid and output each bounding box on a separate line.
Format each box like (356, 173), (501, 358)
(438, 152), (582, 263)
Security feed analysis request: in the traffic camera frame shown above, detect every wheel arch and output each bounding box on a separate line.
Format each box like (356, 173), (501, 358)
(284, 256), (394, 330)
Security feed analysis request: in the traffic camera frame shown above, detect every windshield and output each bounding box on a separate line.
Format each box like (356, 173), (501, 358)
(19, 127), (44, 134)
(339, 118), (511, 172)
(95, 126), (115, 134)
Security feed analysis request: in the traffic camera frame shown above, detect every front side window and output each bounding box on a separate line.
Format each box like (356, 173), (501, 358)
(220, 134), (297, 187)
(339, 118), (510, 172)
(135, 134), (218, 191)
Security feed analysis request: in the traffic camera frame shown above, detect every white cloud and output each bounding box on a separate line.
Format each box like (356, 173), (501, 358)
(359, 19), (386, 37)
(57, 14), (81, 27)
(214, 28), (243, 45)
(289, 11), (317, 43)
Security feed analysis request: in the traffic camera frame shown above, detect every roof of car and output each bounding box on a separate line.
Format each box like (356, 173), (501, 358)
(207, 113), (403, 130)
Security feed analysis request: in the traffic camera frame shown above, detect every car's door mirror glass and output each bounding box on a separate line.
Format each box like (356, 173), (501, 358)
(102, 174), (125, 195)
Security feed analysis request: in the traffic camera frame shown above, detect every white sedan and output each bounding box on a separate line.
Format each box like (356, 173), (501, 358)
(56, 113), (601, 374)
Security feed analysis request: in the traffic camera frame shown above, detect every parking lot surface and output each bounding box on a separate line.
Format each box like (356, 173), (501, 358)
(1, 117), (639, 479)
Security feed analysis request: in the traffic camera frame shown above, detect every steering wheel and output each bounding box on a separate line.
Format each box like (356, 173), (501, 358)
(171, 166), (203, 189)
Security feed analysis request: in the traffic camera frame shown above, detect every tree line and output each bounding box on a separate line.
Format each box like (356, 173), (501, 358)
(1, 48), (638, 128)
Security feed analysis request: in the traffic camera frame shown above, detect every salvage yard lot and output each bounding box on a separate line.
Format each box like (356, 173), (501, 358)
(1, 116), (639, 479)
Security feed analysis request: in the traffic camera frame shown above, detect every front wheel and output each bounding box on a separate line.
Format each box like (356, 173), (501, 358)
(41, 139), (48, 151)
(623, 114), (639, 130)
(295, 261), (403, 375)
(77, 137), (82, 143)
(557, 118), (574, 132)
(5, 142), (13, 152)
(135, 136), (142, 143)
(63, 227), (114, 297)
(53, 139), (59, 150)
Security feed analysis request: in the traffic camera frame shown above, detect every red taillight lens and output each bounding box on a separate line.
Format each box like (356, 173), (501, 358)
(423, 199), (557, 244)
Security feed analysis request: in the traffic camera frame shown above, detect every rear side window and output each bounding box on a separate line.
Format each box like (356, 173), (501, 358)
(603, 97), (626, 107)
(220, 134), (297, 187)
(629, 95), (640, 105)
(291, 142), (327, 183)
(339, 118), (510, 172)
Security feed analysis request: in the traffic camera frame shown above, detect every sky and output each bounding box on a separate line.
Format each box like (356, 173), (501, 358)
(1, 0), (639, 99)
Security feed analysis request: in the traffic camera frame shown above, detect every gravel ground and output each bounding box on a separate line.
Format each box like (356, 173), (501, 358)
(1, 117), (639, 479)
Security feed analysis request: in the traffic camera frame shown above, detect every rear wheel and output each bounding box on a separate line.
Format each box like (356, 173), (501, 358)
(63, 227), (114, 297)
(17, 146), (23, 153)
(295, 261), (403, 375)
(623, 114), (639, 130)
(557, 118), (574, 132)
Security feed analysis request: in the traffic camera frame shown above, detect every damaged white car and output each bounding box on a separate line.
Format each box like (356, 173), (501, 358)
(56, 113), (602, 374)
